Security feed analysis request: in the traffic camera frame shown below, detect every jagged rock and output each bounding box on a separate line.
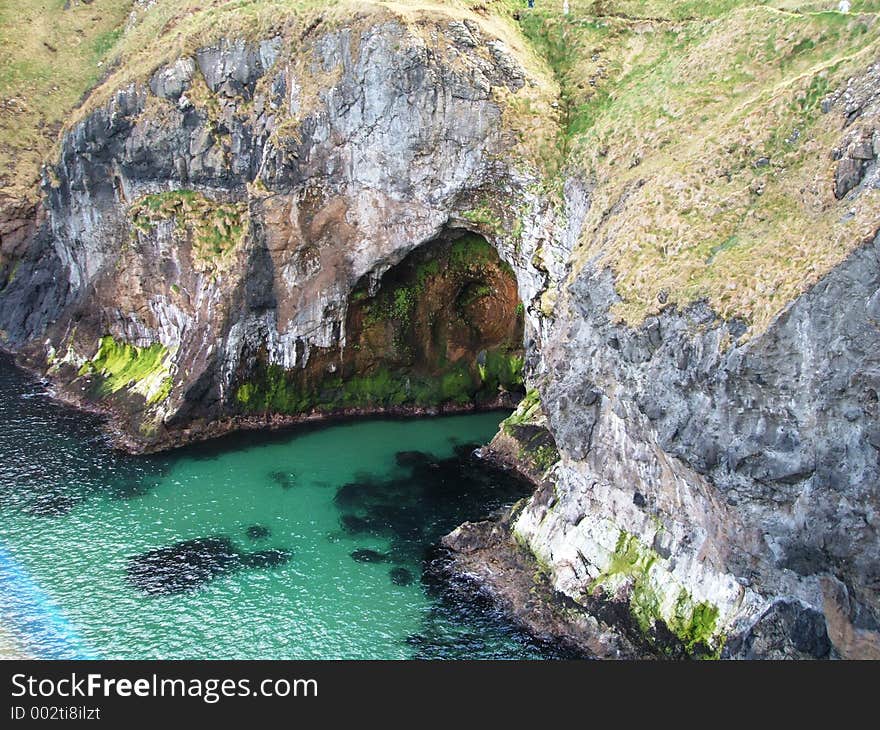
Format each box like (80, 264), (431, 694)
(723, 600), (832, 660)
(835, 156), (865, 198)
(3, 3), (880, 660)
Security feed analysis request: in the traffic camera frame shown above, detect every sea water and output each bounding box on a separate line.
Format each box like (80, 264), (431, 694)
(0, 357), (560, 659)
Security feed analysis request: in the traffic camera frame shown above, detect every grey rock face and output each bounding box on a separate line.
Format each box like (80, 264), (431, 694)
(0, 18), (554, 439)
(514, 233), (880, 655)
(2, 10), (878, 659)
(723, 600), (833, 660)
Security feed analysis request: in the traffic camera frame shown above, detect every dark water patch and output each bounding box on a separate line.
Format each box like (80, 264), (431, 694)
(109, 480), (155, 501)
(351, 548), (388, 564)
(333, 472), (386, 508)
(126, 537), (240, 596)
(0, 358), (174, 515)
(395, 450), (436, 468)
(340, 514), (373, 534)
(334, 444), (533, 565)
(270, 471), (296, 490)
(25, 493), (78, 517)
(126, 536), (290, 596)
(390, 567), (414, 586)
(246, 524), (270, 541)
(240, 548), (291, 569)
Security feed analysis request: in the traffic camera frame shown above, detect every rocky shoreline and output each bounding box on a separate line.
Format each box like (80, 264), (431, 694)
(437, 444), (725, 660)
(0, 349), (520, 453)
(437, 514), (643, 660)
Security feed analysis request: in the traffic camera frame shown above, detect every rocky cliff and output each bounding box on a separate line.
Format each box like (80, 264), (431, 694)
(2, 0), (880, 658)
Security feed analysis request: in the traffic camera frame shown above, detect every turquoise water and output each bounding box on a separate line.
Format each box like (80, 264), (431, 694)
(0, 358), (558, 659)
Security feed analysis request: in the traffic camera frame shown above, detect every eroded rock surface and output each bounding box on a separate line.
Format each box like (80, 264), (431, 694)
(2, 4), (879, 659)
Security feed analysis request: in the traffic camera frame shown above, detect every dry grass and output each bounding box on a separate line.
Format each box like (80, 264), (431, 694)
(514, 1), (880, 335)
(0, 0), (132, 203)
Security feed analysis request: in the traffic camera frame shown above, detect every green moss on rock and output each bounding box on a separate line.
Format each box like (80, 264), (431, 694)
(590, 530), (723, 657)
(235, 359), (487, 415)
(501, 388), (542, 433)
(78, 335), (173, 405)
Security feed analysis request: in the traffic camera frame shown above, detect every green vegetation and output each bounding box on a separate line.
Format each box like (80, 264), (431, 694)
(589, 530), (723, 656)
(78, 335), (173, 405)
(463, 202), (505, 235)
(0, 0), (133, 203)
(237, 231), (524, 416)
(477, 349), (524, 391)
(129, 190), (248, 269)
(235, 345), (524, 415)
(505, 1), (880, 336)
(531, 442), (560, 473)
(449, 234), (502, 270)
(235, 359), (486, 414)
(501, 388), (542, 434)
(364, 234), (510, 326)
(5, 0), (878, 341)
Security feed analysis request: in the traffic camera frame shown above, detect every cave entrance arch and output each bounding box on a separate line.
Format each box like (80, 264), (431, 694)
(234, 230), (525, 415)
(338, 229), (526, 410)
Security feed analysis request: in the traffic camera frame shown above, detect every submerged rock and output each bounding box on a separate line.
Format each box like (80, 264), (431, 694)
(246, 524), (270, 540)
(126, 537), (241, 595)
(111, 481), (153, 500)
(269, 471), (296, 490)
(126, 536), (291, 595)
(351, 549), (388, 564)
(389, 567), (414, 586)
(241, 548), (291, 569)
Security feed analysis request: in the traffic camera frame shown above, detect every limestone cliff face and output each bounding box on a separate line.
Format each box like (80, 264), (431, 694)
(0, 12), (553, 447)
(2, 4), (879, 659)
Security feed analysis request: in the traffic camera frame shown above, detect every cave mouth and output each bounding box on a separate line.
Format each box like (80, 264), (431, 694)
(234, 231), (525, 415)
(341, 231), (526, 408)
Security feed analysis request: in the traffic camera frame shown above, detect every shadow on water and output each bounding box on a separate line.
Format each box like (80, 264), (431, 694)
(332, 444), (572, 658)
(0, 354), (174, 516)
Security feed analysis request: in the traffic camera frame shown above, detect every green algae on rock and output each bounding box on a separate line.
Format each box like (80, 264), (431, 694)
(588, 531), (723, 657)
(78, 336), (174, 406)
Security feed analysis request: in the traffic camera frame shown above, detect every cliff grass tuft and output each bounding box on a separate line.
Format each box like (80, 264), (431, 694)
(129, 190), (249, 270)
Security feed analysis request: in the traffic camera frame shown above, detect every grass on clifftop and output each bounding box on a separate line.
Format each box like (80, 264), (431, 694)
(510, 1), (880, 336)
(5, 0), (880, 338)
(0, 0), (133, 204)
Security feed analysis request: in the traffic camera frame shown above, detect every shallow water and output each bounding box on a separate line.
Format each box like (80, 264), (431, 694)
(0, 358), (559, 659)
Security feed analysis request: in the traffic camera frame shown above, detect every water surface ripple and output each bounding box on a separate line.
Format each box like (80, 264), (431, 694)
(0, 357), (559, 659)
